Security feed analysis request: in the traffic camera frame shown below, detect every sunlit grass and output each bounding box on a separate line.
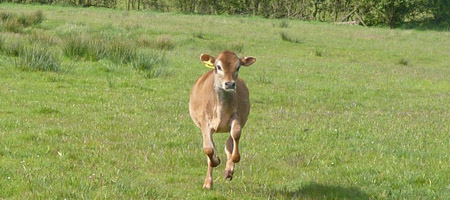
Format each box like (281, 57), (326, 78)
(0, 3), (449, 199)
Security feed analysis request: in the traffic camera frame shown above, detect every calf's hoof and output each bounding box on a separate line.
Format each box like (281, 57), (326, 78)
(202, 182), (212, 189)
(224, 170), (234, 181)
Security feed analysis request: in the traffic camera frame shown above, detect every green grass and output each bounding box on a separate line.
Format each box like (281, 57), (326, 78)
(280, 31), (301, 44)
(1, 3), (450, 199)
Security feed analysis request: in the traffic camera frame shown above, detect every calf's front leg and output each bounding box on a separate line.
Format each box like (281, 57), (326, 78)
(202, 127), (220, 189)
(224, 119), (241, 180)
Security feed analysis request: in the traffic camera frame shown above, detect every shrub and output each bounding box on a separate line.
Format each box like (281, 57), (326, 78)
(16, 45), (61, 72)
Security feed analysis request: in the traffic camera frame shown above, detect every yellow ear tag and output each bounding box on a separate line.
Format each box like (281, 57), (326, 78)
(202, 59), (215, 69)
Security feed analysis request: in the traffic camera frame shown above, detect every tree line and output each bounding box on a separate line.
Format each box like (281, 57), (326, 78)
(1, 0), (449, 28)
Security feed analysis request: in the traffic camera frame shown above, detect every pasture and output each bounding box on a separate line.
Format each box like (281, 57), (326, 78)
(0, 3), (449, 199)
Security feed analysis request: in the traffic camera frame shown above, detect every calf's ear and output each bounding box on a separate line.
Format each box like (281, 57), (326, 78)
(240, 56), (256, 66)
(200, 54), (215, 63)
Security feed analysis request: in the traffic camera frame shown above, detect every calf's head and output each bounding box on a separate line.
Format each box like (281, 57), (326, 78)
(200, 51), (256, 92)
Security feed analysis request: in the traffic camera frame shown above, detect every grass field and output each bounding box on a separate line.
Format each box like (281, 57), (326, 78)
(0, 3), (449, 199)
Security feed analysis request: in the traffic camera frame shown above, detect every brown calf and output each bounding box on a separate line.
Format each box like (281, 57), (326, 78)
(189, 51), (256, 189)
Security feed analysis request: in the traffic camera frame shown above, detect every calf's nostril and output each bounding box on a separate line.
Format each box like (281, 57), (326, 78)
(225, 82), (236, 89)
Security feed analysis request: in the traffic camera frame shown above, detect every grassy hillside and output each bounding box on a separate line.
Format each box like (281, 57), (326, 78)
(0, 3), (449, 199)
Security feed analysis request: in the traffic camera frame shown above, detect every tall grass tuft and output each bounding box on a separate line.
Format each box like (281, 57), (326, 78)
(86, 37), (107, 61)
(138, 35), (153, 48)
(1, 10), (44, 32)
(63, 34), (89, 59)
(27, 10), (45, 25)
(16, 45), (61, 72)
(0, 36), (4, 52)
(398, 58), (409, 66)
(280, 32), (301, 44)
(107, 39), (136, 64)
(131, 50), (169, 78)
(314, 49), (323, 57)
(279, 20), (289, 28)
(30, 30), (59, 46)
(3, 18), (24, 33)
(0, 12), (14, 21)
(193, 31), (204, 39)
(156, 35), (175, 50)
(3, 38), (25, 56)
